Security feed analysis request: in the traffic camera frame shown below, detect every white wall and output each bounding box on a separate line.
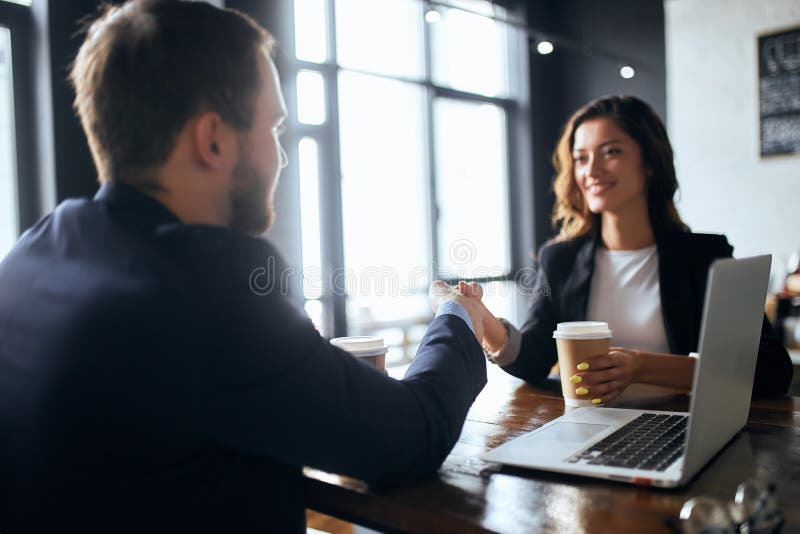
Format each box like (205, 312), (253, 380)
(665, 0), (800, 283)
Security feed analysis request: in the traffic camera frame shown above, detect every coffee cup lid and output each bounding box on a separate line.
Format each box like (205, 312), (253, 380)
(330, 336), (388, 357)
(553, 321), (612, 340)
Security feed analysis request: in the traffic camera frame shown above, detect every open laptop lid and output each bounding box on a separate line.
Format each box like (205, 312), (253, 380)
(679, 255), (771, 484)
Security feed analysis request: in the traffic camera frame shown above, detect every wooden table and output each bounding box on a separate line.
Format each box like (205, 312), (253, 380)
(304, 364), (800, 533)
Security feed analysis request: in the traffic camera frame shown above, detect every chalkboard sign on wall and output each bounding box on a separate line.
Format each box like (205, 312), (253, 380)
(759, 26), (800, 157)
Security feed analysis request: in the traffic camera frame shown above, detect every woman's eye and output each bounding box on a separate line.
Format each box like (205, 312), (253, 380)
(573, 155), (587, 164)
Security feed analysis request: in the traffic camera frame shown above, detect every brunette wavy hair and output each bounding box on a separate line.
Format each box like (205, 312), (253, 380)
(551, 95), (687, 240)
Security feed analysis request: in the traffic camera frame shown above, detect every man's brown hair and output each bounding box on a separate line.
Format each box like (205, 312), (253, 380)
(69, 0), (275, 188)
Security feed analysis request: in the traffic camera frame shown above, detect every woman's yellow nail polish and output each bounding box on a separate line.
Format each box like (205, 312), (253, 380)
(575, 387), (588, 395)
(577, 363), (589, 371)
(592, 398), (603, 405)
(569, 375), (582, 384)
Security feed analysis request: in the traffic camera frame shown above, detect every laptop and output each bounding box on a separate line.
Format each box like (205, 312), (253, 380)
(481, 255), (772, 487)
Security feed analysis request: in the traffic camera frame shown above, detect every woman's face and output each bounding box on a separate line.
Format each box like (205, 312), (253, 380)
(572, 116), (649, 215)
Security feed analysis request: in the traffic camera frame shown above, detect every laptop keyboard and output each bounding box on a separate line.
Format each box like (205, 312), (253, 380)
(567, 413), (688, 471)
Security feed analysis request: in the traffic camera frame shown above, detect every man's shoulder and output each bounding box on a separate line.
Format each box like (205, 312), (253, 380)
(156, 226), (302, 307)
(156, 226), (288, 281)
(158, 225), (280, 262)
(17, 197), (92, 240)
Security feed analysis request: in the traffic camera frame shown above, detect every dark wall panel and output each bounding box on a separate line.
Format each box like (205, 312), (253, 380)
(554, 0), (666, 120)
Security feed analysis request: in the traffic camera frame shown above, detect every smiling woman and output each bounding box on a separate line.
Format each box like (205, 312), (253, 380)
(572, 118), (649, 222)
(471, 95), (792, 401)
(551, 95), (686, 243)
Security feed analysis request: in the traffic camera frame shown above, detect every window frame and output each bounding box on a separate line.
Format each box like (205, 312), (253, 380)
(0, 1), (37, 237)
(286, 0), (529, 339)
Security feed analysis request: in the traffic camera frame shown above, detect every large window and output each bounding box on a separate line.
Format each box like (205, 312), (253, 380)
(0, 27), (18, 259)
(290, 0), (525, 364)
(0, 0), (32, 262)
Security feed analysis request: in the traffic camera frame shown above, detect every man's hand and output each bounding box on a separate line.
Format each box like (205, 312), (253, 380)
(429, 280), (486, 340)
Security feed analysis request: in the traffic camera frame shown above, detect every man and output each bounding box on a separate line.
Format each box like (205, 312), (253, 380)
(0, 1), (488, 532)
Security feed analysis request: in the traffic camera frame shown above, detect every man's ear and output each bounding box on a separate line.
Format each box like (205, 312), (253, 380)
(193, 112), (237, 170)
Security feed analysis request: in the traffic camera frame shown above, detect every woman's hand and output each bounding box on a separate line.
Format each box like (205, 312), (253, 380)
(569, 347), (643, 404)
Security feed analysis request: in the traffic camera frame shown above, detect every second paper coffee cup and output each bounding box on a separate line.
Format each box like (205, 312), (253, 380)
(330, 336), (388, 373)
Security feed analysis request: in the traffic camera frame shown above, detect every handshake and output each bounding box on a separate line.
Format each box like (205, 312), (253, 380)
(428, 280), (506, 352)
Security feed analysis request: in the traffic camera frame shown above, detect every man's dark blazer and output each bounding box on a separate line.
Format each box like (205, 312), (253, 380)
(0, 183), (487, 533)
(502, 226), (792, 397)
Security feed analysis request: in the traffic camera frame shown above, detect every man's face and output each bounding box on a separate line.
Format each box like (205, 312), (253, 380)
(229, 57), (288, 235)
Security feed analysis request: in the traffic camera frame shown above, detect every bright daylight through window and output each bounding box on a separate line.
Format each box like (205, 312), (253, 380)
(292, 0), (522, 365)
(0, 27), (19, 261)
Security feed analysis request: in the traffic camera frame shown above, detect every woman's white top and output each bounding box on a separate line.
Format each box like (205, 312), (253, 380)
(585, 245), (670, 354)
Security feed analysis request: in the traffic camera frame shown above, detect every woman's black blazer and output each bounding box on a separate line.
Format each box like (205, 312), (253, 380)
(502, 227), (792, 397)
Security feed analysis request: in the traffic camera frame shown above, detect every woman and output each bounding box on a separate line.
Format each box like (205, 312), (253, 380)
(475, 95), (791, 401)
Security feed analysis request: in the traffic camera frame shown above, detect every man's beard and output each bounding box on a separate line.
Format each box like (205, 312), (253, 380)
(229, 158), (274, 235)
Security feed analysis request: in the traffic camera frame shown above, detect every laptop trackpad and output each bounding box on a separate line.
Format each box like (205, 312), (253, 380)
(530, 422), (610, 444)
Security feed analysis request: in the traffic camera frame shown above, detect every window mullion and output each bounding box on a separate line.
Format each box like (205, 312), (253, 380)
(0, 2), (35, 258)
(504, 99), (521, 275)
(422, 0), (439, 284)
(319, 0), (347, 338)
